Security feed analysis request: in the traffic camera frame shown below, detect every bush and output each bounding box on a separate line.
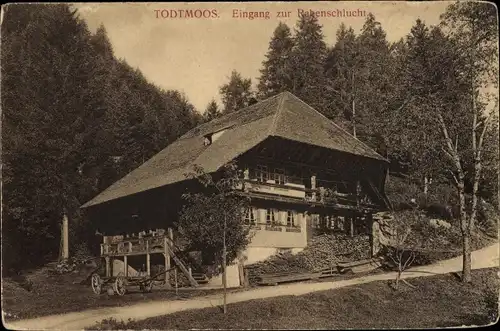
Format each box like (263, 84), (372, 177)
(87, 318), (134, 330)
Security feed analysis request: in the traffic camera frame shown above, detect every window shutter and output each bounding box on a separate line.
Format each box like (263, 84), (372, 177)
(252, 207), (258, 223)
(272, 209), (279, 225)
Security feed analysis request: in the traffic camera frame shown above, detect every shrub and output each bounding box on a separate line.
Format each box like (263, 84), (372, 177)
(87, 318), (134, 330)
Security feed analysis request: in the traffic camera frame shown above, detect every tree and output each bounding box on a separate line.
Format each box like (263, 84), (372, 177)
(286, 14), (328, 113)
(389, 21), (451, 187)
(437, 1), (498, 283)
(219, 70), (254, 114)
(384, 209), (420, 290)
(203, 99), (221, 122)
(389, 3), (498, 283)
(1, 4), (202, 271)
(324, 23), (359, 128)
(257, 22), (294, 98)
(178, 162), (251, 313)
(1, 4), (105, 268)
(354, 13), (397, 145)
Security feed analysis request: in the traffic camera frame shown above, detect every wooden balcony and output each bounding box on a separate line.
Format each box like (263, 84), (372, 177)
(101, 233), (168, 257)
(239, 179), (306, 199)
(235, 176), (381, 212)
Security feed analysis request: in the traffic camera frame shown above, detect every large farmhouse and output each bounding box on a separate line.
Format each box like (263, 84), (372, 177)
(82, 91), (390, 288)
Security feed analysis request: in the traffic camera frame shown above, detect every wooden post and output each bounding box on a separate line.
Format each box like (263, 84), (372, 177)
(238, 259), (245, 287)
(62, 214), (69, 260)
(164, 236), (170, 287)
(168, 228), (174, 242)
(105, 257), (110, 277)
(168, 228), (174, 286)
(350, 216), (354, 238)
(146, 240), (150, 277)
(124, 255), (128, 277)
(174, 268), (178, 295)
(311, 175), (317, 201)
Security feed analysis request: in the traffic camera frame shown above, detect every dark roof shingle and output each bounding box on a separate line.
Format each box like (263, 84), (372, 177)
(82, 92), (386, 208)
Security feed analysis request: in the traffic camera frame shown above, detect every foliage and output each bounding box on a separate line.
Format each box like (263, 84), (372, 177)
(383, 209), (421, 289)
(257, 22), (294, 99)
(1, 4), (201, 271)
(88, 318), (134, 330)
(177, 163), (251, 268)
(286, 14), (328, 114)
(324, 23), (359, 125)
(219, 70), (254, 114)
(352, 13), (398, 146)
(203, 99), (221, 122)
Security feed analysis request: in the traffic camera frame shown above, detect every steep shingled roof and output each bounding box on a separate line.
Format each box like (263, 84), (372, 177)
(82, 92), (387, 208)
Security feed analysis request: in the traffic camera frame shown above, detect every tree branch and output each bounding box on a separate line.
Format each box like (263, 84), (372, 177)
(477, 109), (495, 158)
(437, 113), (464, 177)
(447, 169), (459, 186)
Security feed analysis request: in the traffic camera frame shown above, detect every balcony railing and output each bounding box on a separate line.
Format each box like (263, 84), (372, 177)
(237, 174), (377, 209)
(244, 222), (302, 233)
(241, 179), (306, 199)
(304, 188), (357, 205)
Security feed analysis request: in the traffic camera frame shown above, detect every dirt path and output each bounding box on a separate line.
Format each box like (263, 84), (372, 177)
(5, 243), (498, 330)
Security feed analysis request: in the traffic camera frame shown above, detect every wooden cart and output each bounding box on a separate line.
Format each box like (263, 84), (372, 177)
(91, 228), (199, 296)
(90, 267), (175, 296)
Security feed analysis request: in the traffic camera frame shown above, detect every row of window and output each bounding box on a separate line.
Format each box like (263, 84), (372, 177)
(255, 165), (287, 185)
(251, 165), (351, 194)
(311, 215), (346, 231)
(244, 208), (298, 227)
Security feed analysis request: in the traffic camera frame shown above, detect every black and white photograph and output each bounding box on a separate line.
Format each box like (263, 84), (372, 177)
(1, 1), (499, 329)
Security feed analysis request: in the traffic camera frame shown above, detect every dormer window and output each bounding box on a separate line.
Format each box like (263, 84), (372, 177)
(203, 128), (227, 146)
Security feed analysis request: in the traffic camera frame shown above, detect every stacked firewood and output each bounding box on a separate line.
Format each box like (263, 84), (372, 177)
(53, 256), (99, 275)
(245, 234), (371, 285)
(304, 234), (371, 269)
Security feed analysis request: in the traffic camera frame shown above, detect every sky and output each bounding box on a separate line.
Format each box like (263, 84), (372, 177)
(75, 1), (452, 113)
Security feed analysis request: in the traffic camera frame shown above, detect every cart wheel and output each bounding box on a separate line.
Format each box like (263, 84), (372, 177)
(113, 275), (127, 296)
(91, 274), (102, 295)
(142, 280), (153, 293)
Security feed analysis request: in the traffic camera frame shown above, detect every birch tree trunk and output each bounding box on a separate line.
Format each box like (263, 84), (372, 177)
(458, 178), (472, 283)
(438, 113), (472, 283)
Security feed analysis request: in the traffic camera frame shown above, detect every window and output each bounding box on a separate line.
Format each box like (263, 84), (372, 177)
(337, 216), (345, 231)
(256, 165), (269, 183)
(274, 168), (286, 185)
(286, 210), (296, 227)
(325, 215), (333, 229)
(266, 208), (277, 226)
(311, 214), (320, 228)
(243, 208), (256, 225)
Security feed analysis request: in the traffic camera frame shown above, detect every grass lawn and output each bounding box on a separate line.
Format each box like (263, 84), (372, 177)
(1, 266), (239, 321)
(90, 268), (499, 330)
(1, 262), (384, 322)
